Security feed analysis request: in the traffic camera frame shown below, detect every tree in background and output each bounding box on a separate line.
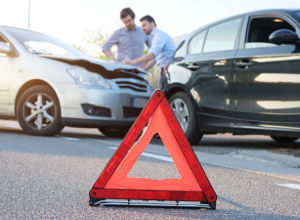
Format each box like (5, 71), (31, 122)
(73, 28), (114, 59)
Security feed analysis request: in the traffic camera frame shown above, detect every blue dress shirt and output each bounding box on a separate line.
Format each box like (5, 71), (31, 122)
(102, 26), (148, 62)
(149, 27), (176, 68)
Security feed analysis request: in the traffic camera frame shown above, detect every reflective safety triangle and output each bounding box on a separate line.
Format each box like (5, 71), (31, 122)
(89, 90), (217, 205)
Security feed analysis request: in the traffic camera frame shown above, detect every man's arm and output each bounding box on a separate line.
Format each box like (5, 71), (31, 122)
(104, 50), (118, 61)
(102, 30), (119, 61)
(141, 59), (156, 70)
(123, 53), (154, 66)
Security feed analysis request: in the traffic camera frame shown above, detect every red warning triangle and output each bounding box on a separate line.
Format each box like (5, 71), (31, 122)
(89, 90), (217, 206)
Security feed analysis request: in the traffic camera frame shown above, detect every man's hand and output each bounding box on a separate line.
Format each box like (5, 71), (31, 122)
(123, 58), (135, 65)
(104, 50), (118, 62)
(124, 53), (154, 67)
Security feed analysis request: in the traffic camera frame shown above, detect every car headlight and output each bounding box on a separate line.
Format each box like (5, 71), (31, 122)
(67, 67), (111, 89)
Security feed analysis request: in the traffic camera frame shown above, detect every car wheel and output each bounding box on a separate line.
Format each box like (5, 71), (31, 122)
(169, 92), (202, 145)
(98, 126), (130, 138)
(270, 136), (298, 143)
(17, 85), (63, 136)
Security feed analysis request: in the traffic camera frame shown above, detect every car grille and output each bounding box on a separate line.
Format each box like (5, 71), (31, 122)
(115, 80), (148, 92)
(123, 106), (143, 118)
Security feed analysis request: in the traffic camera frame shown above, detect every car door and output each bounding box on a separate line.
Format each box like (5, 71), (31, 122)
(0, 34), (14, 115)
(182, 16), (243, 129)
(233, 14), (300, 129)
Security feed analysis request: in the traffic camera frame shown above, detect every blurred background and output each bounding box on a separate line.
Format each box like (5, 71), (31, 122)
(2, 0), (300, 88)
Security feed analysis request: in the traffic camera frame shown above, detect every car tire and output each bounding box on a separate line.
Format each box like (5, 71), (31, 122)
(169, 92), (202, 145)
(98, 126), (130, 138)
(17, 85), (63, 136)
(270, 136), (298, 143)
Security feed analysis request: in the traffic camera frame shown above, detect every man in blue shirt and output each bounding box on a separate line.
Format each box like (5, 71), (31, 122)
(102, 8), (148, 64)
(123, 15), (176, 70)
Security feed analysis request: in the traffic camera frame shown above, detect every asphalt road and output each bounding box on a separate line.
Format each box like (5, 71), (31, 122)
(0, 120), (300, 219)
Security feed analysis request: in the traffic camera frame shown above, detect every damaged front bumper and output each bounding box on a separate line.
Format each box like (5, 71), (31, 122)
(56, 83), (151, 128)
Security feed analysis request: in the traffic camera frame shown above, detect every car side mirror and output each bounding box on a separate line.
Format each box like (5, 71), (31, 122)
(0, 41), (11, 54)
(269, 29), (299, 45)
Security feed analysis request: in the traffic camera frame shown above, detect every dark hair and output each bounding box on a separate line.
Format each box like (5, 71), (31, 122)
(140, 15), (156, 26)
(120, 7), (135, 20)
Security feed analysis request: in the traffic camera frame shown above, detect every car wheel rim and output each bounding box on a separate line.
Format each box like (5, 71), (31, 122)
(22, 93), (57, 130)
(170, 98), (189, 132)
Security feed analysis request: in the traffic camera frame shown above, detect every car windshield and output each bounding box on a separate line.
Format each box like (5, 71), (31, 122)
(3, 26), (86, 58)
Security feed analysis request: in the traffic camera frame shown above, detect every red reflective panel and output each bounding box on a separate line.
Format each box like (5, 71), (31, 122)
(90, 90), (217, 203)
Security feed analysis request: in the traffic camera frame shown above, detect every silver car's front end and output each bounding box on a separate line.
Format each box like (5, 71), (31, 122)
(0, 25), (153, 136)
(56, 78), (152, 127)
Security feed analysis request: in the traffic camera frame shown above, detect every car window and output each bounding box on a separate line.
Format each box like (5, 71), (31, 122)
(203, 17), (242, 53)
(24, 41), (73, 57)
(174, 40), (186, 58)
(245, 17), (295, 49)
(0, 34), (10, 57)
(188, 30), (207, 54)
(293, 11), (300, 22)
(3, 27), (86, 58)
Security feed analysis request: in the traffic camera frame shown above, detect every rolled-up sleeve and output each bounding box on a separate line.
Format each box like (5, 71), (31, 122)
(102, 30), (119, 52)
(149, 33), (165, 58)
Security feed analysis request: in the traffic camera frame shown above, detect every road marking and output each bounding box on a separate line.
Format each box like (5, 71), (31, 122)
(59, 136), (80, 141)
(276, 183), (300, 190)
(109, 147), (173, 162)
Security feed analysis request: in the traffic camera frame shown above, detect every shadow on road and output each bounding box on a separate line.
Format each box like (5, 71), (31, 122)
(1, 124), (299, 157)
(150, 134), (300, 157)
(150, 134), (300, 148)
(0, 126), (103, 139)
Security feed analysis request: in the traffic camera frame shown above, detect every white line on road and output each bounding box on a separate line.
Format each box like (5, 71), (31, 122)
(109, 147), (173, 162)
(276, 183), (300, 190)
(59, 136), (81, 141)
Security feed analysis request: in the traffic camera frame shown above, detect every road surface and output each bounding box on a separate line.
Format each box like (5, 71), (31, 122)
(0, 120), (299, 219)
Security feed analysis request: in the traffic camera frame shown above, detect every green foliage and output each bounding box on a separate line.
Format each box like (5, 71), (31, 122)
(84, 29), (108, 46)
(144, 48), (149, 55)
(74, 28), (112, 59)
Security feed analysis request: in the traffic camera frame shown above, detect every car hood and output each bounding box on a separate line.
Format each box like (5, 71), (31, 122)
(41, 55), (148, 81)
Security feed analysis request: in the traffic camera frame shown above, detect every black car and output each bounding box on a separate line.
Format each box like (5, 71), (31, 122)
(161, 9), (300, 144)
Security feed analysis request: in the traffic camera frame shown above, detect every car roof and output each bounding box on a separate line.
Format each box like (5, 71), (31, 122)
(184, 8), (300, 40)
(242, 8), (300, 16)
(0, 25), (26, 30)
(0, 25), (46, 37)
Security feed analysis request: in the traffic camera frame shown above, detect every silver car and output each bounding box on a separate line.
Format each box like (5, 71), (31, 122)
(0, 26), (153, 137)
